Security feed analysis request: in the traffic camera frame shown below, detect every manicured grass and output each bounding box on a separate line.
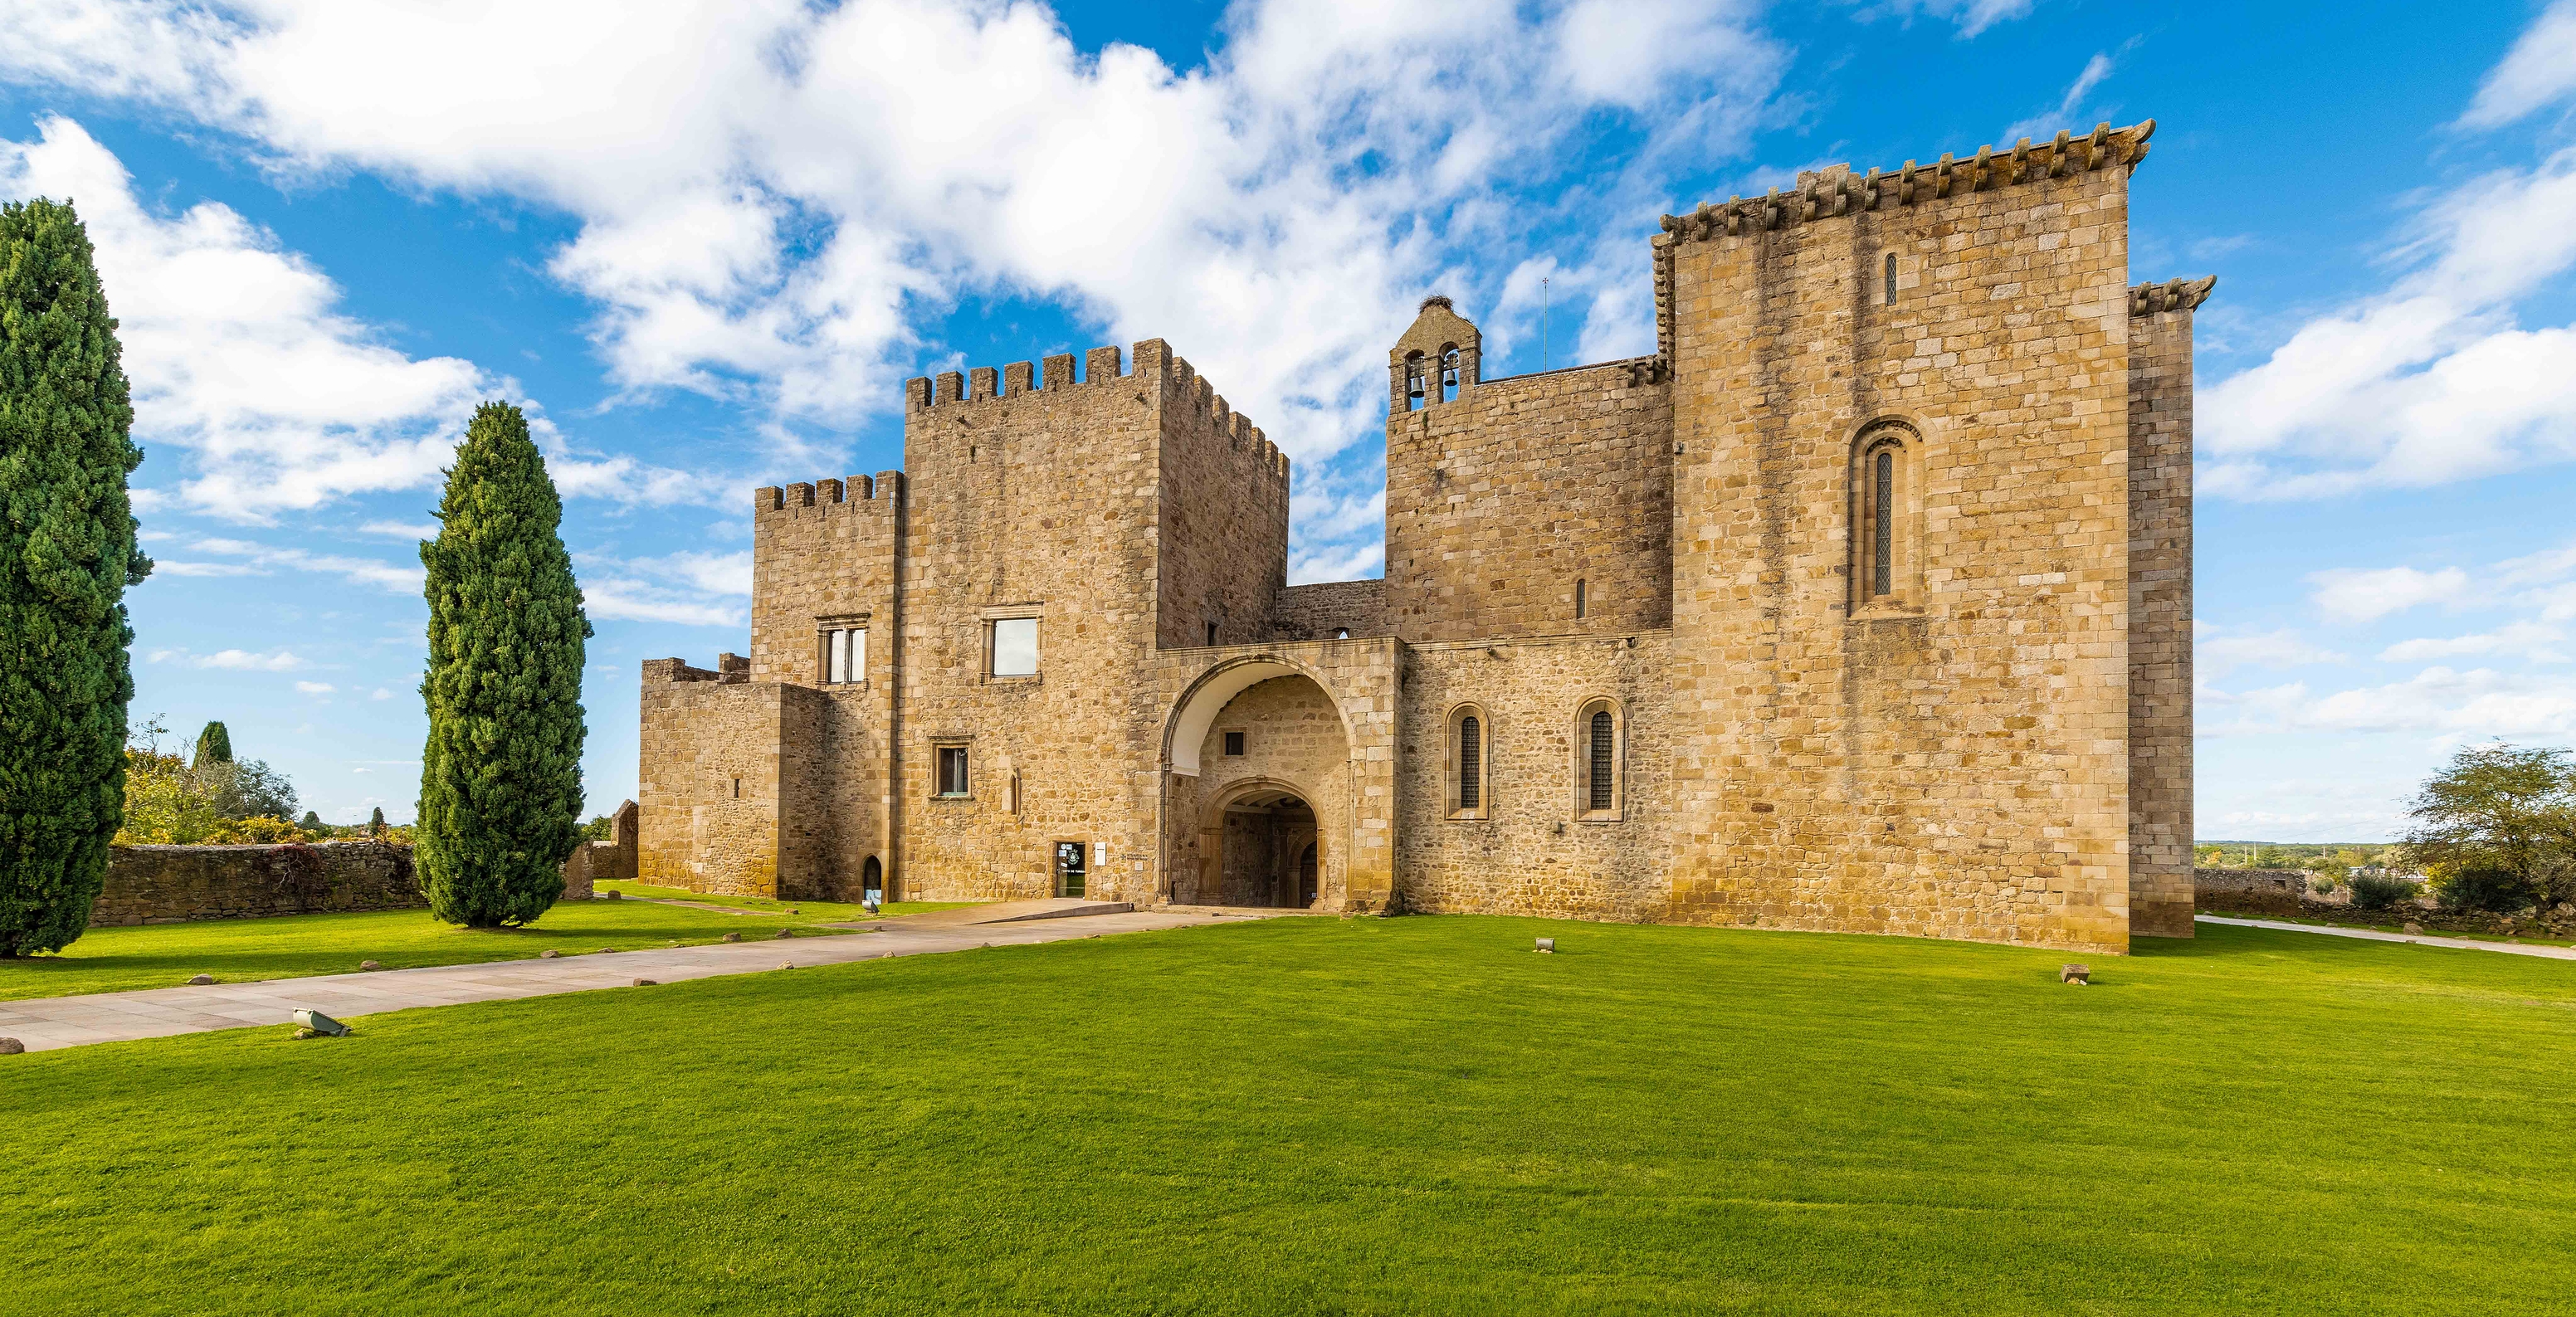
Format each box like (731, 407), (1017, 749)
(2203, 906), (2576, 948)
(595, 878), (975, 923)
(3, 918), (2571, 1315)
(0, 901), (865, 1001)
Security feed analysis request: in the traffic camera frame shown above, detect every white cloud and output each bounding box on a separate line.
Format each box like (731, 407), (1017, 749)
(370, 687), (393, 700)
(0, 0), (1790, 575)
(173, 648), (307, 671)
(2461, 0), (2576, 129)
(2210, 667), (2576, 740)
(576, 547), (754, 627)
(2003, 51), (2116, 145)
(358, 520), (439, 539)
(294, 680), (334, 694)
(2307, 566), (2475, 622)
(2201, 137), (2576, 498)
(2379, 622), (2568, 665)
(1858, 0), (2039, 39)
(2196, 627), (2345, 681)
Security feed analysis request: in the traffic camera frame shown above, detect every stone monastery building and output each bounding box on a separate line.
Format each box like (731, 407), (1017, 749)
(638, 120), (2205, 955)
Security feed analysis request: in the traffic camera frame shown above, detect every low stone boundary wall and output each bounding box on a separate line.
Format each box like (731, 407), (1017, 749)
(2193, 866), (2310, 916)
(95, 842), (424, 926)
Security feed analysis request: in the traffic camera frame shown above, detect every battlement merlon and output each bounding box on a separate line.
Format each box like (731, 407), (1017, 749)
(899, 339), (1285, 477)
(1656, 120), (2156, 246)
(753, 470), (906, 519)
(2130, 276), (2217, 316)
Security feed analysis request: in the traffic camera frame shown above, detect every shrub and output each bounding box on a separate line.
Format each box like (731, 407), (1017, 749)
(2349, 874), (2423, 911)
(2310, 876), (2339, 895)
(2432, 866), (2538, 915)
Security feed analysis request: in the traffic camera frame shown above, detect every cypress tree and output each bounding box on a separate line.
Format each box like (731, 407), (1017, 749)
(0, 198), (150, 956)
(417, 402), (589, 928)
(369, 806), (386, 836)
(193, 719), (232, 768)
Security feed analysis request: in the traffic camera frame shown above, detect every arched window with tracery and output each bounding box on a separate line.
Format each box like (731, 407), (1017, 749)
(1574, 697), (1623, 821)
(1852, 421), (1922, 613)
(1446, 704), (1490, 820)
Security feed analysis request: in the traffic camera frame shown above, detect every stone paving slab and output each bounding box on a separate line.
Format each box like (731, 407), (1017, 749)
(0, 906), (1315, 1054)
(2198, 915), (2576, 961)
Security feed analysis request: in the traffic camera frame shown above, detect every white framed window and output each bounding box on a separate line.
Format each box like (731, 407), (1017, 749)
(991, 617), (1039, 677)
(936, 745), (971, 797)
(822, 627), (866, 685)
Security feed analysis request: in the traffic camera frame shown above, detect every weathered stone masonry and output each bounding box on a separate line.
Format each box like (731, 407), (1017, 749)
(639, 120), (2199, 954)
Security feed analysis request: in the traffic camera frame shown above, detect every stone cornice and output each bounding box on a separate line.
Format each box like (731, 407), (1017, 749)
(2130, 275), (2217, 316)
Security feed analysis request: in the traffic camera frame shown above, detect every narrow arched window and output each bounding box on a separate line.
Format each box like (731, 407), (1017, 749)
(1884, 252), (1898, 305)
(1447, 705), (1490, 819)
(1575, 698), (1622, 820)
(1853, 423), (1919, 612)
(1458, 715), (1481, 809)
(1873, 448), (1893, 596)
(1574, 578), (1588, 620)
(1441, 346), (1461, 404)
(1587, 712), (1613, 811)
(1405, 351), (1427, 412)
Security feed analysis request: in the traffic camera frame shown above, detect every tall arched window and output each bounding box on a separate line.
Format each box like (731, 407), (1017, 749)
(1574, 698), (1623, 821)
(1884, 252), (1898, 305)
(1446, 704), (1490, 820)
(1441, 346), (1461, 403)
(1852, 422), (1921, 613)
(1404, 351), (1427, 412)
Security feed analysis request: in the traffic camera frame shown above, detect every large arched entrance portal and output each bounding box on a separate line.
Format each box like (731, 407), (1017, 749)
(1163, 660), (1351, 910)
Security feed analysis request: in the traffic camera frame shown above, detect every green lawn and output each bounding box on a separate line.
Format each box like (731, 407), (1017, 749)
(0, 902), (861, 1001)
(594, 878), (975, 923)
(3, 917), (2570, 1315)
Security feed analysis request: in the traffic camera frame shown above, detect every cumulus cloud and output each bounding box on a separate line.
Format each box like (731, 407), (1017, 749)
(0, 0), (1789, 573)
(2208, 666), (2576, 740)
(2307, 566), (2476, 622)
(294, 680), (334, 695)
(2203, 6), (2576, 501)
(2195, 627), (2344, 681)
(2379, 622), (2568, 665)
(153, 647), (307, 671)
(577, 547), (753, 627)
(2460, 0), (2576, 129)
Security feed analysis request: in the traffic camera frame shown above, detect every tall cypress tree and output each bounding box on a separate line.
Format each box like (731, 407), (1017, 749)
(417, 402), (588, 928)
(193, 719), (232, 768)
(0, 198), (150, 956)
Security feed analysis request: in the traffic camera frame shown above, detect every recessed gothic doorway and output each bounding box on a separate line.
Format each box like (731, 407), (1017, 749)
(1208, 788), (1318, 908)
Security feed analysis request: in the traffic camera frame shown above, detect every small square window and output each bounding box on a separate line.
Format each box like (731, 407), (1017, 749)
(991, 617), (1038, 676)
(1223, 730), (1246, 757)
(936, 746), (971, 797)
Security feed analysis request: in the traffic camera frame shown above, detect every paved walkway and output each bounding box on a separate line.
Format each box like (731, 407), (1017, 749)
(0, 905), (1309, 1054)
(2198, 915), (2576, 961)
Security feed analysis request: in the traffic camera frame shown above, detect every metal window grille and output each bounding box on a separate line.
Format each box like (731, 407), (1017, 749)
(1224, 730), (1246, 757)
(1884, 252), (1898, 305)
(1873, 449), (1894, 597)
(1458, 715), (1481, 810)
(1588, 710), (1614, 812)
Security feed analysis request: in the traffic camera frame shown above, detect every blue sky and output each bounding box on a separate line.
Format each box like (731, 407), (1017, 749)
(5, 0), (2575, 839)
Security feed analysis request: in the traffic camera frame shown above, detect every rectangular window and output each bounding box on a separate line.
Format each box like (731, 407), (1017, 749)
(991, 617), (1038, 676)
(936, 746), (970, 797)
(823, 627), (866, 684)
(1223, 730), (1246, 757)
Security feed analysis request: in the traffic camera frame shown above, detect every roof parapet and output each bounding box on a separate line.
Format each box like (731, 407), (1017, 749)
(1657, 120), (2156, 246)
(754, 470), (905, 516)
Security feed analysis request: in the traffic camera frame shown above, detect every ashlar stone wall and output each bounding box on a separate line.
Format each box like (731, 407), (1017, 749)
(637, 659), (829, 898)
(1658, 132), (2148, 955)
(2127, 283), (2204, 938)
(1383, 351), (1674, 644)
(1168, 674), (1349, 906)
